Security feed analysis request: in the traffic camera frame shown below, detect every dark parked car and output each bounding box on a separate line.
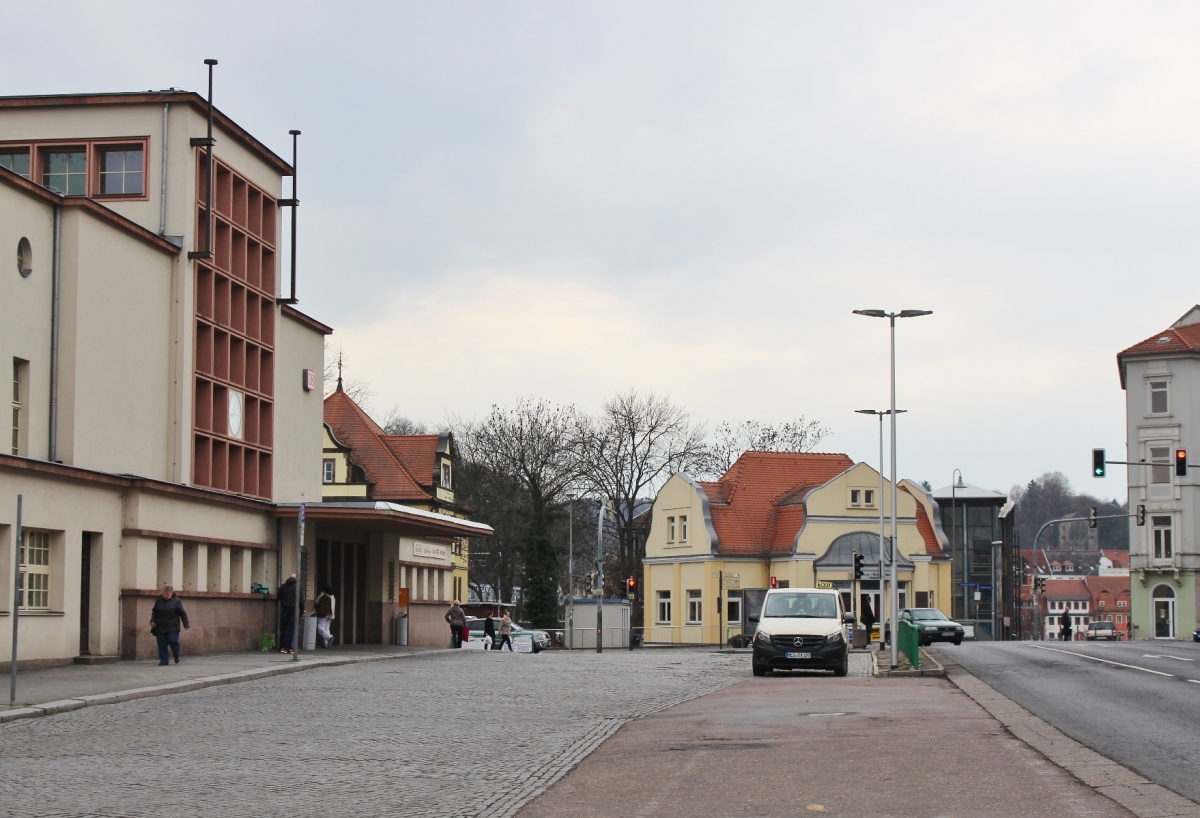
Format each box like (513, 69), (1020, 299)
(1193, 626), (1200, 643)
(1086, 621), (1118, 641)
(897, 608), (964, 646)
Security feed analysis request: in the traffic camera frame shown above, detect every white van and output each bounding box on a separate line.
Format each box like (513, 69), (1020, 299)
(748, 586), (855, 677)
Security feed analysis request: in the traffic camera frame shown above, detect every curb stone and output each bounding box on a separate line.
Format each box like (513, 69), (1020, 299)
(0, 647), (464, 726)
(936, 651), (1200, 818)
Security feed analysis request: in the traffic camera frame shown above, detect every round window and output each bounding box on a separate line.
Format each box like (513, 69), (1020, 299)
(17, 237), (32, 277)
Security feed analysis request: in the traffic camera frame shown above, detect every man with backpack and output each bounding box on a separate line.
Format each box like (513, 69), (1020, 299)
(315, 586), (336, 648)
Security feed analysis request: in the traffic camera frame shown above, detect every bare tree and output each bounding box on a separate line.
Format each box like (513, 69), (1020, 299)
(577, 390), (708, 591)
(379, 408), (430, 436)
(701, 418), (828, 477)
(454, 399), (580, 627)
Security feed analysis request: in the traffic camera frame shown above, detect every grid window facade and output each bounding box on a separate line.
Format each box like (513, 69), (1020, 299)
(656, 590), (672, 624)
(99, 147), (144, 195)
(687, 589), (702, 624)
(20, 530), (51, 610)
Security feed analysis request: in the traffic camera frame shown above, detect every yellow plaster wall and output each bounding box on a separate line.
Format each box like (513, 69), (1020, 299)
(645, 474), (711, 559)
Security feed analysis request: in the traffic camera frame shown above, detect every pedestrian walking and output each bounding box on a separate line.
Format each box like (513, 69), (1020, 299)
(278, 573), (299, 654)
(498, 611), (514, 652)
(484, 613), (496, 650)
(446, 599), (466, 648)
(1060, 609), (1073, 642)
(149, 584), (190, 665)
(315, 585), (336, 648)
(861, 597), (876, 641)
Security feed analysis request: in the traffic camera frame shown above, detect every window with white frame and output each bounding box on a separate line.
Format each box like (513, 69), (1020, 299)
(11, 358), (28, 457)
(679, 515), (688, 543)
(1150, 446), (1171, 486)
(1152, 516), (1172, 561)
(667, 516), (676, 543)
(656, 590), (672, 623)
(864, 489), (875, 507)
(1118, 600), (1128, 607)
(19, 530), (50, 610)
(850, 489), (861, 507)
(322, 459), (335, 484)
(1150, 380), (1169, 414)
(440, 461), (452, 489)
(687, 589), (702, 624)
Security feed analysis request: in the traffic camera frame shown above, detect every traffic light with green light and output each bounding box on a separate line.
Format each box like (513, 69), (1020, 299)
(1092, 448), (1106, 478)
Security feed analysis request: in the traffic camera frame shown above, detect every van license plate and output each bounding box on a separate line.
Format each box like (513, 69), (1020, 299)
(785, 652), (811, 659)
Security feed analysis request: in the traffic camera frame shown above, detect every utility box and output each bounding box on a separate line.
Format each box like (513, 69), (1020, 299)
(303, 614), (317, 651)
(566, 599), (631, 649)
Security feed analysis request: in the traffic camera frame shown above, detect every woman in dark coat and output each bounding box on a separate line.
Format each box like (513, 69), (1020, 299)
(1060, 609), (1073, 642)
(150, 584), (191, 665)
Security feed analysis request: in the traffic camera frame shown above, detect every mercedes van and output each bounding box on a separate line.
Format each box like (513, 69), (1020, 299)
(749, 586), (855, 677)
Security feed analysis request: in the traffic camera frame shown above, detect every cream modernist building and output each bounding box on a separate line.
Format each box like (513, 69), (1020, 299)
(643, 452), (951, 645)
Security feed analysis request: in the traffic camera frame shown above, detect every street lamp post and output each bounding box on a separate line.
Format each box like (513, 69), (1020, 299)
(951, 469), (965, 621)
(856, 408), (906, 648)
(854, 308), (933, 669)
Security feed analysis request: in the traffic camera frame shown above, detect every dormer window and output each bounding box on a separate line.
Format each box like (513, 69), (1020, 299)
(440, 461), (452, 489)
(322, 459), (335, 484)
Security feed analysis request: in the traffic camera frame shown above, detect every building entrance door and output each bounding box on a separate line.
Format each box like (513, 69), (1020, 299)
(316, 538), (370, 645)
(1152, 584), (1176, 638)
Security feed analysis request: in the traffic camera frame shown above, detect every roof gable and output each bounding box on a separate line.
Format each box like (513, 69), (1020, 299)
(322, 391), (430, 502)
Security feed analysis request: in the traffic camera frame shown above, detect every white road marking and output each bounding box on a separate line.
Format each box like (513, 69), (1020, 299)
(1142, 654), (1196, 662)
(1028, 644), (1175, 676)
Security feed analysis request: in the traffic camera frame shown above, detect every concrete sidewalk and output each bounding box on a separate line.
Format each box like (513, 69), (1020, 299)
(516, 669), (1181, 818)
(0, 644), (458, 723)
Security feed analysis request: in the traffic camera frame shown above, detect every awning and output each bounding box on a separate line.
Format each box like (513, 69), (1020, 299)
(273, 501), (493, 540)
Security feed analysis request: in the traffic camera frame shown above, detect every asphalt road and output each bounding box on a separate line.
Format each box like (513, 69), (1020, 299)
(940, 639), (1200, 804)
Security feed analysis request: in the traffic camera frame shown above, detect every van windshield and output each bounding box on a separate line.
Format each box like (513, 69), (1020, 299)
(763, 592), (837, 618)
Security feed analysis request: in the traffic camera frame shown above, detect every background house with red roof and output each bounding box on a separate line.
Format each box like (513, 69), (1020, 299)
(643, 451), (950, 645)
(1117, 306), (1200, 639)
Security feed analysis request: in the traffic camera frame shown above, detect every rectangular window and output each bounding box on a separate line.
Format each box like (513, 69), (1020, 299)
(0, 148), (30, 178)
(42, 148), (87, 195)
(1118, 600), (1128, 608)
(19, 530), (51, 610)
(726, 596), (741, 624)
(679, 515), (688, 543)
(864, 489), (874, 507)
(850, 489), (861, 506)
(656, 590), (672, 624)
(1150, 380), (1169, 414)
(440, 461), (452, 489)
(1152, 516), (1172, 560)
(98, 147), (144, 195)
(687, 589), (702, 624)
(667, 516), (675, 543)
(322, 459), (335, 484)
(11, 358), (26, 456)
(1150, 446), (1171, 485)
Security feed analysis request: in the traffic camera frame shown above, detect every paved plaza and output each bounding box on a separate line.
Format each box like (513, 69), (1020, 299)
(0, 648), (776, 818)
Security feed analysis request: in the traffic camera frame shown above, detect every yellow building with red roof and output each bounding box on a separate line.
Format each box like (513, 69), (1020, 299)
(644, 451), (951, 645)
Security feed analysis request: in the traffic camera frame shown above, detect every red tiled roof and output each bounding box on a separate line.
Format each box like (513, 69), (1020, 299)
(1041, 579), (1090, 600)
(1101, 549), (1130, 568)
(1117, 315), (1200, 386)
(910, 497), (944, 558)
(384, 435), (441, 490)
(1087, 575), (1131, 600)
(323, 391), (429, 502)
(698, 451), (855, 556)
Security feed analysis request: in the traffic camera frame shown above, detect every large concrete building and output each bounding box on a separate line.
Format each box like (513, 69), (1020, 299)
(1117, 306), (1200, 639)
(0, 86), (484, 667)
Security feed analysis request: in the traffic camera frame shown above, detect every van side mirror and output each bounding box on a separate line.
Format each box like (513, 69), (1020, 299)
(843, 612), (856, 624)
(747, 614), (759, 624)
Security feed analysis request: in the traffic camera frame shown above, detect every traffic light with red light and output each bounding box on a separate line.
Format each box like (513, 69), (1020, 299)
(1176, 448), (1188, 477)
(626, 577), (637, 599)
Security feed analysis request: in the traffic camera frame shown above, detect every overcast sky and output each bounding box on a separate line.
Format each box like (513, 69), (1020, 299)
(7, 2), (1200, 499)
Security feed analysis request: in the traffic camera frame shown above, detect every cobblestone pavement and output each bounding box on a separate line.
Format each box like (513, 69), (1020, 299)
(0, 647), (793, 818)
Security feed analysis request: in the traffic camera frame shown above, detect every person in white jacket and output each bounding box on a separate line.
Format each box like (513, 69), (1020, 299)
(315, 586), (336, 648)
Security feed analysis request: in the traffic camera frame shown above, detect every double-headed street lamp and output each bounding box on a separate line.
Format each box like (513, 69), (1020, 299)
(854, 308), (932, 669)
(855, 408), (906, 645)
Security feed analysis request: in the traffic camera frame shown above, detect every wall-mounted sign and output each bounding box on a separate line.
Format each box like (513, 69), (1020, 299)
(413, 542), (448, 560)
(398, 588), (409, 606)
(513, 634), (534, 654)
(302, 368), (316, 392)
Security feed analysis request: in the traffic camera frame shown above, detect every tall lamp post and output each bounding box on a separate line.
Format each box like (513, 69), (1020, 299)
(854, 308), (933, 669)
(951, 469), (965, 621)
(855, 408), (906, 646)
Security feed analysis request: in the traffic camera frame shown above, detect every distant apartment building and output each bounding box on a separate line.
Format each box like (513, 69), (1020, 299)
(1117, 307), (1200, 639)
